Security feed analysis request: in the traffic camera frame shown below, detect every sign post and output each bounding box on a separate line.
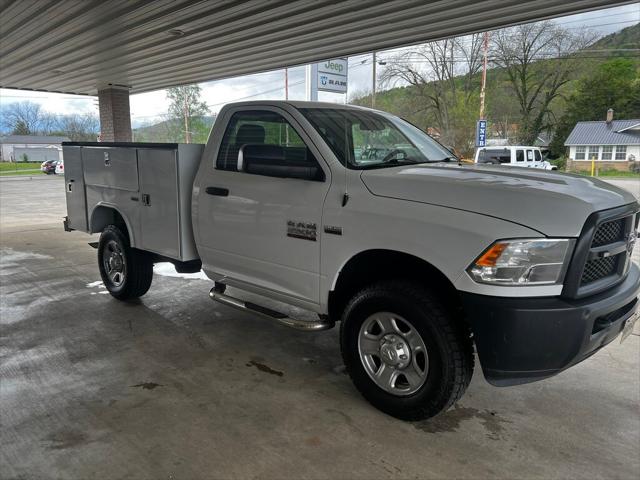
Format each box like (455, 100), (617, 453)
(306, 64), (318, 101)
(475, 120), (487, 147)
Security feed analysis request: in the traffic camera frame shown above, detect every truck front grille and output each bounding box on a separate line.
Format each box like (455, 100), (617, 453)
(581, 255), (619, 284)
(592, 218), (624, 247)
(564, 206), (638, 299)
(579, 215), (635, 289)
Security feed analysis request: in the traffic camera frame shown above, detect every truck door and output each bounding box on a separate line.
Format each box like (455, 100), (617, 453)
(526, 149), (535, 167)
(534, 149), (543, 168)
(195, 108), (330, 305)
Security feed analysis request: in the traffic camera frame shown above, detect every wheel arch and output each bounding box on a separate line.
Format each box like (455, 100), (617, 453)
(89, 204), (135, 244)
(328, 249), (461, 322)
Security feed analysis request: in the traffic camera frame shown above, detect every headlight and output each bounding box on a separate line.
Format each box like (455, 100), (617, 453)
(468, 239), (573, 285)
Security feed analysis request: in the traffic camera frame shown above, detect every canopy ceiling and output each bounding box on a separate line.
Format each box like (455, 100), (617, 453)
(0, 0), (632, 95)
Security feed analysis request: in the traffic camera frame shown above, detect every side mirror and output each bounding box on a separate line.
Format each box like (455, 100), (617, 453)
(240, 144), (323, 181)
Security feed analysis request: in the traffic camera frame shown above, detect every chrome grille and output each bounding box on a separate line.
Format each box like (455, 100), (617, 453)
(592, 219), (624, 247)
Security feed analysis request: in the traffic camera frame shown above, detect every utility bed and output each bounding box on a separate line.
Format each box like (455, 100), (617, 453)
(62, 142), (203, 262)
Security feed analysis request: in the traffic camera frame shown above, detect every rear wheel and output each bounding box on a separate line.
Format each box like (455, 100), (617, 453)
(98, 225), (153, 300)
(340, 280), (474, 420)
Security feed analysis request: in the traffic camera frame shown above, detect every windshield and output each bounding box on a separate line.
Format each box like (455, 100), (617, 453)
(299, 108), (455, 169)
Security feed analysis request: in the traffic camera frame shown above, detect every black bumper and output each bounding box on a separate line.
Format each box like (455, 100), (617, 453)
(462, 263), (640, 386)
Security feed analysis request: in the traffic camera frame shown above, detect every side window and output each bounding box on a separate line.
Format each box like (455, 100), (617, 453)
(535, 150), (542, 162)
(478, 149), (510, 164)
(526, 150), (534, 162)
(516, 149), (525, 162)
(216, 110), (322, 181)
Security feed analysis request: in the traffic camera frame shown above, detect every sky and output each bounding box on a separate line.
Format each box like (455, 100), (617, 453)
(0, 3), (638, 129)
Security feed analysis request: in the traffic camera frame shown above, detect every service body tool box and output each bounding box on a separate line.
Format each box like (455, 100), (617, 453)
(62, 142), (203, 262)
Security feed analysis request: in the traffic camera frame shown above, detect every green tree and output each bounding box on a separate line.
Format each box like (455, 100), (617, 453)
(549, 59), (640, 156)
(11, 120), (31, 135)
(166, 85), (209, 143)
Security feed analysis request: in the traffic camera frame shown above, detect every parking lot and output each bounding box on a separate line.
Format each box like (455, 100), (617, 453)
(1, 175), (639, 479)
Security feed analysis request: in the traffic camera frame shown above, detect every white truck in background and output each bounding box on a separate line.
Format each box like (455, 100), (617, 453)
(63, 101), (639, 420)
(475, 145), (557, 170)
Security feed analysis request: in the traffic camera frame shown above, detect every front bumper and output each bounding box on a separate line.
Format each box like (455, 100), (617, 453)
(462, 263), (640, 386)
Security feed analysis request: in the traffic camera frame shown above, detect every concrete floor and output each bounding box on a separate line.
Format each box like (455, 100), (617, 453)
(1, 175), (639, 480)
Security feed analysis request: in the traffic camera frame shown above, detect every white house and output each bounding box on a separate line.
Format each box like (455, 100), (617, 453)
(0, 135), (71, 163)
(565, 113), (640, 172)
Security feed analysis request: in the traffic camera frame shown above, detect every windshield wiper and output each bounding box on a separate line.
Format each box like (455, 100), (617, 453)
(424, 156), (457, 163)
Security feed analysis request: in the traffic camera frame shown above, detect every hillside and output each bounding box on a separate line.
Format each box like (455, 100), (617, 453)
(364, 22), (639, 109)
(133, 115), (216, 143)
(591, 22), (640, 52)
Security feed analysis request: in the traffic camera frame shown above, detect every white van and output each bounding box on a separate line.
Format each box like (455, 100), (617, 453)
(475, 146), (557, 170)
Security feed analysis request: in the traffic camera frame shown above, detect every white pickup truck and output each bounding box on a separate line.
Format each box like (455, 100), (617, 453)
(63, 101), (639, 420)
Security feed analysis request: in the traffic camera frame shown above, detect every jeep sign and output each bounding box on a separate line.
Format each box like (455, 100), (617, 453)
(317, 58), (348, 94)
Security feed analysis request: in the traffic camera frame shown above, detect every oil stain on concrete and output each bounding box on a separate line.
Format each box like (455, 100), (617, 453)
(246, 359), (283, 377)
(130, 382), (164, 390)
(414, 405), (511, 440)
(43, 430), (89, 450)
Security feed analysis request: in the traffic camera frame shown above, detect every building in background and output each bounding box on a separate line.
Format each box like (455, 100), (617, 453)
(0, 135), (71, 163)
(565, 116), (640, 172)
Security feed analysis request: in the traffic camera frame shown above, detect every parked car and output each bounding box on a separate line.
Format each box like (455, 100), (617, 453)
(55, 160), (64, 175)
(40, 159), (58, 174)
(475, 146), (557, 170)
(62, 101), (638, 421)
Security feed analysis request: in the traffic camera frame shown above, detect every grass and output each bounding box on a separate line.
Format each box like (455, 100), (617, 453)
(0, 162), (43, 172)
(0, 169), (49, 177)
(572, 169), (640, 178)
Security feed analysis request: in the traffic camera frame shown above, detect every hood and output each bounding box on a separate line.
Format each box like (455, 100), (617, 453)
(360, 164), (638, 236)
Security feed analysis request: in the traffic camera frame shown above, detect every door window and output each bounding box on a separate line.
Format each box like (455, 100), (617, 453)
(526, 150), (534, 162)
(535, 150), (542, 162)
(217, 110), (322, 180)
(516, 149), (525, 162)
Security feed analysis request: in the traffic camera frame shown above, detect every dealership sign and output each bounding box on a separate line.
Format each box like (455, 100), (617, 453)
(317, 58), (348, 93)
(476, 119), (487, 147)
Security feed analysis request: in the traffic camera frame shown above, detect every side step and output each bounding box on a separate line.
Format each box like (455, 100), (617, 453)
(209, 288), (334, 332)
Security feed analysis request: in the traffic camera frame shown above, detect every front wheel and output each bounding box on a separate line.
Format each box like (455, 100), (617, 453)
(340, 281), (474, 420)
(98, 225), (153, 300)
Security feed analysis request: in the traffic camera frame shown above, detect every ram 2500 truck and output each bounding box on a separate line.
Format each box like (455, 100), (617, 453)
(63, 101), (639, 420)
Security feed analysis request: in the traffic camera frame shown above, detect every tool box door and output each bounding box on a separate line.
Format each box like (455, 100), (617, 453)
(63, 146), (88, 231)
(137, 148), (181, 259)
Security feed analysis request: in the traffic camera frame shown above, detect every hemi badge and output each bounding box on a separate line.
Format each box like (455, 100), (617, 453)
(324, 226), (343, 235)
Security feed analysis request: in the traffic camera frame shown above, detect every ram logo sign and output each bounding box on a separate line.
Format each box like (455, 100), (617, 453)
(317, 58), (348, 94)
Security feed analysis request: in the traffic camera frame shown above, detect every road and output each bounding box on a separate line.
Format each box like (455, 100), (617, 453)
(1, 175), (639, 480)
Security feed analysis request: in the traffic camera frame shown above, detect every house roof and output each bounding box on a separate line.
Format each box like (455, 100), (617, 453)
(564, 119), (640, 146)
(0, 135), (71, 144)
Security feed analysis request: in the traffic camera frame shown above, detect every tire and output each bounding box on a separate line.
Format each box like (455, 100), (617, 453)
(98, 224), (153, 300)
(340, 280), (474, 420)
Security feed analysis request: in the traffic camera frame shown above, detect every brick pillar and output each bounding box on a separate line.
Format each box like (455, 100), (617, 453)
(98, 86), (132, 142)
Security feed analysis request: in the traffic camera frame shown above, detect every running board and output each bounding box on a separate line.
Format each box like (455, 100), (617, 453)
(209, 288), (334, 331)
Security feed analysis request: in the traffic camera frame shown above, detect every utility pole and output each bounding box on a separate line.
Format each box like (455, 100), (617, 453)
(372, 51), (376, 108)
(479, 31), (489, 120)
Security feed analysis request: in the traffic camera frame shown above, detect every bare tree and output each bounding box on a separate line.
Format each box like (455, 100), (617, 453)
(1, 101), (43, 133)
(380, 35), (483, 152)
(56, 113), (99, 141)
(491, 21), (596, 144)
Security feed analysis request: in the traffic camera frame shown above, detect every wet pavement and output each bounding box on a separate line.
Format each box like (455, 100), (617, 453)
(1, 175), (639, 479)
